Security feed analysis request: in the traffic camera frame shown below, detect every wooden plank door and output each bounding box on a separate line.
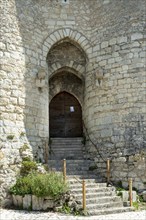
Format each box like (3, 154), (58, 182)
(49, 92), (82, 137)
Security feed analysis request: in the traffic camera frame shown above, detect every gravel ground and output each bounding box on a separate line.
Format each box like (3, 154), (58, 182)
(0, 209), (145, 220)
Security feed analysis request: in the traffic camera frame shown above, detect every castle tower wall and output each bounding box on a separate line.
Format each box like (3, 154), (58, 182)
(0, 0), (145, 205)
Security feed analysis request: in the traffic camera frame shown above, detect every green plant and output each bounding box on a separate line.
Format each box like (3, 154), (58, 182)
(117, 180), (123, 188)
(32, 172), (68, 198)
(7, 135), (15, 140)
(10, 176), (32, 196)
(22, 157), (32, 162)
(88, 165), (97, 171)
(133, 201), (139, 210)
(59, 204), (71, 214)
(43, 164), (49, 171)
(20, 132), (25, 137)
(20, 160), (37, 176)
(116, 186), (126, 196)
(139, 195), (144, 203)
(10, 172), (68, 199)
(19, 144), (29, 154)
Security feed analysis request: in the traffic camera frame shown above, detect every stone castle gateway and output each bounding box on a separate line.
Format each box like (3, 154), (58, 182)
(0, 0), (146, 206)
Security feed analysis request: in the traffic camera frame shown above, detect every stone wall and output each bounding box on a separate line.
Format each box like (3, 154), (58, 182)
(0, 0), (145, 205)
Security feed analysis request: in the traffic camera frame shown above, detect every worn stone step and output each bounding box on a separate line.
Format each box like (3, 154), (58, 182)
(51, 138), (83, 143)
(51, 149), (83, 152)
(67, 176), (104, 182)
(50, 151), (84, 155)
(85, 201), (123, 209)
(48, 164), (92, 169)
(69, 182), (107, 188)
(51, 144), (83, 147)
(87, 207), (134, 216)
(49, 168), (91, 172)
(71, 186), (115, 194)
(66, 171), (98, 176)
(68, 179), (107, 184)
(48, 159), (88, 163)
(73, 191), (116, 199)
(78, 196), (121, 205)
(51, 137), (83, 141)
(50, 156), (84, 160)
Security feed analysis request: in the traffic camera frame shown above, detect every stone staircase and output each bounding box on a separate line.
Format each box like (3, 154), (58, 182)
(48, 138), (133, 215)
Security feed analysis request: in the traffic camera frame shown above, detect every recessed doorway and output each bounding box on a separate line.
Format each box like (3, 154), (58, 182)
(49, 92), (83, 137)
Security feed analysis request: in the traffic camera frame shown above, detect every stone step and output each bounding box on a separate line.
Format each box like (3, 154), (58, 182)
(51, 138), (83, 144)
(66, 171), (97, 175)
(50, 154), (84, 158)
(50, 151), (84, 156)
(77, 196), (121, 205)
(51, 148), (83, 151)
(73, 191), (116, 199)
(51, 137), (83, 142)
(48, 159), (91, 163)
(50, 156), (84, 160)
(87, 207), (134, 216)
(50, 150), (83, 154)
(69, 182), (107, 188)
(85, 201), (123, 209)
(71, 186), (115, 194)
(51, 144), (83, 147)
(49, 166), (90, 172)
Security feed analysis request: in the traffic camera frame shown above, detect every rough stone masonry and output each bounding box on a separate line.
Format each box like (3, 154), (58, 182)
(0, 0), (146, 206)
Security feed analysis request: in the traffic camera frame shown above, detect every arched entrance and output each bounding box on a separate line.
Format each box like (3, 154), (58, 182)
(49, 92), (83, 137)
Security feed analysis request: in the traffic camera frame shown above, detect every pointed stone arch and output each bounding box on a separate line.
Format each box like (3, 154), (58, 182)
(48, 65), (85, 81)
(42, 28), (93, 60)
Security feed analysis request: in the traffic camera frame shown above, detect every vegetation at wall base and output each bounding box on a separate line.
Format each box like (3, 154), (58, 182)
(10, 172), (68, 198)
(20, 160), (38, 176)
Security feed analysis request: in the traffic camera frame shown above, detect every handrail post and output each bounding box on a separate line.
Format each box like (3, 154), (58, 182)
(82, 179), (86, 211)
(129, 178), (133, 206)
(107, 158), (110, 185)
(63, 159), (66, 183)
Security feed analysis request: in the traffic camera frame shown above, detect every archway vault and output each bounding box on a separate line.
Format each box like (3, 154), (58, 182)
(46, 28), (89, 139)
(49, 70), (84, 105)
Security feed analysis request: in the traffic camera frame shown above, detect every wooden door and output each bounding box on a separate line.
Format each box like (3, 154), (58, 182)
(49, 92), (82, 137)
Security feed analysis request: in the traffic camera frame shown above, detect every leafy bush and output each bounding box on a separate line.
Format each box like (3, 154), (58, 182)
(20, 160), (37, 176)
(10, 176), (32, 196)
(32, 172), (68, 198)
(10, 172), (68, 199)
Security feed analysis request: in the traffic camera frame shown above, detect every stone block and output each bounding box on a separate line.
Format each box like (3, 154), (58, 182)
(38, 69), (46, 79)
(101, 41), (108, 49)
(23, 194), (32, 210)
(109, 38), (117, 45)
(12, 195), (23, 208)
(42, 197), (55, 210)
(32, 195), (43, 210)
(119, 191), (137, 202)
(131, 33), (143, 41)
(141, 191), (146, 202)
(36, 79), (45, 88)
(117, 36), (127, 44)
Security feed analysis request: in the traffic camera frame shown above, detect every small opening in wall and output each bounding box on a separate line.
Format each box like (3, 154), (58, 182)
(62, 0), (69, 4)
